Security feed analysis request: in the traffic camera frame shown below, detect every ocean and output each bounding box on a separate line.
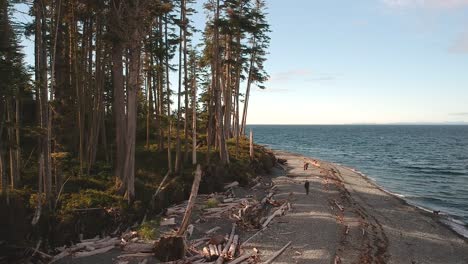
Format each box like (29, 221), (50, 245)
(247, 125), (468, 238)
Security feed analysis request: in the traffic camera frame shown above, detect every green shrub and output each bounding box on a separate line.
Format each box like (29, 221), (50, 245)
(63, 177), (110, 193)
(138, 219), (160, 240)
(205, 198), (219, 208)
(60, 189), (125, 212)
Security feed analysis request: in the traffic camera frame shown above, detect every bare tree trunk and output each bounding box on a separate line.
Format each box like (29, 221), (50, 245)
(233, 20), (243, 158)
(37, 1), (52, 207)
(191, 61), (197, 165)
(123, 37), (141, 203)
(157, 16), (165, 151)
(145, 53), (153, 149)
(0, 105), (6, 192)
(85, 17), (104, 175)
(112, 40), (126, 187)
(69, 6), (84, 177)
(177, 165), (202, 236)
(164, 14), (173, 174)
(213, 0), (229, 165)
(7, 101), (17, 188)
(224, 35), (232, 140)
(175, 0), (185, 174)
(183, 14), (189, 163)
(240, 39), (256, 135)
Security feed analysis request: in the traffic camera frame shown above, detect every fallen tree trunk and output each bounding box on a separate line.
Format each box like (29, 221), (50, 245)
(215, 223), (236, 263)
(263, 241), (292, 264)
(177, 165), (202, 236)
(227, 235), (239, 258)
(262, 203), (287, 228)
(74, 245), (115, 258)
(228, 252), (254, 264)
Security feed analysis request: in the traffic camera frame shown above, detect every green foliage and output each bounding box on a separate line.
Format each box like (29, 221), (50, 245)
(204, 198), (219, 208)
(63, 177), (110, 193)
(137, 219), (160, 240)
(59, 190), (125, 213)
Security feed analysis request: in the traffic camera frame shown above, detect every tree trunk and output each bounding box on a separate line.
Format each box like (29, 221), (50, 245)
(213, 0), (229, 164)
(191, 60), (197, 165)
(112, 40), (126, 188)
(37, 1), (52, 207)
(183, 13), (189, 163)
(145, 53), (153, 149)
(177, 165), (202, 236)
(0, 104), (6, 192)
(7, 101), (17, 188)
(157, 16), (165, 151)
(122, 32), (141, 203)
(164, 14), (172, 174)
(174, 0), (185, 174)
(240, 37), (256, 135)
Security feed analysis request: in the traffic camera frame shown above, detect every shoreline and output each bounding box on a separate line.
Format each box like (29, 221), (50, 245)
(268, 149), (468, 263)
(338, 163), (468, 242)
(271, 147), (468, 242)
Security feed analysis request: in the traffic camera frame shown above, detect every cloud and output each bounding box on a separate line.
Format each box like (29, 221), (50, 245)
(268, 69), (313, 82)
(449, 112), (468, 116)
(449, 31), (468, 53)
(382, 0), (468, 9)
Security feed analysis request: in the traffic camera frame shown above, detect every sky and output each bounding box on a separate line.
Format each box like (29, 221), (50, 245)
(14, 0), (468, 125)
(246, 0), (468, 124)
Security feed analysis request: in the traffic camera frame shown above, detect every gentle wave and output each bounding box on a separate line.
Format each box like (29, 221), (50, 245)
(442, 218), (468, 239)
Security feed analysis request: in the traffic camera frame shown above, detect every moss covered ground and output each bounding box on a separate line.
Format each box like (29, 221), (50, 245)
(0, 136), (275, 249)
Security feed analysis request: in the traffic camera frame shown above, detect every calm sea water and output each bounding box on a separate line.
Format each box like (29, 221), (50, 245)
(248, 125), (468, 237)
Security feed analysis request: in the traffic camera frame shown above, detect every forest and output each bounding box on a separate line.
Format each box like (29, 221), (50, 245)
(0, 0), (273, 257)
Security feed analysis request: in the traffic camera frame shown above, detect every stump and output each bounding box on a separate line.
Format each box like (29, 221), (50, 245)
(153, 236), (186, 262)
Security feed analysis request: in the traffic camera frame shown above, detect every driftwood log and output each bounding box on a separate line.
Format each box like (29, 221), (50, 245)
(177, 165), (202, 236)
(154, 165), (202, 261)
(263, 241), (292, 264)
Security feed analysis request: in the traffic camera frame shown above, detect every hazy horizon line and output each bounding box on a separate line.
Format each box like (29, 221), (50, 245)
(247, 122), (468, 126)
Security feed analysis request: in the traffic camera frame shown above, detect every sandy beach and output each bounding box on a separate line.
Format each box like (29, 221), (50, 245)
(244, 150), (467, 264)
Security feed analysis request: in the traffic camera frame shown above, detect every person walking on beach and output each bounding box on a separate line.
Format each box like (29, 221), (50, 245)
(304, 180), (310, 195)
(303, 161), (309, 170)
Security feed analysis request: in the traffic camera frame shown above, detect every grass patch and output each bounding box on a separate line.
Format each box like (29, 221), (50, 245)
(204, 198), (219, 209)
(138, 219), (160, 240)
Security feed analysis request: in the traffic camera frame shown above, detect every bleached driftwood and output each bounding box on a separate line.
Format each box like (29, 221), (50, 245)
(160, 218), (176, 226)
(262, 203), (287, 228)
(186, 224), (194, 238)
(209, 244), (218, 258)
(215, 223), (236, 263)
(250, 182), (261, 190)
(122, 243), (153, 253)
(333, 200), (344, 211)
(117, 252), (153, 258)
(228, 252), (254, 264)
(202, 247), (210, 258)
(177, 165), (202, 236)
(263, 241), (292, 264)
(224, 181), (239, 189)
(74, 245), (115, 258)
(205, 226), (221, 235)
(227, 235), (239, 258)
